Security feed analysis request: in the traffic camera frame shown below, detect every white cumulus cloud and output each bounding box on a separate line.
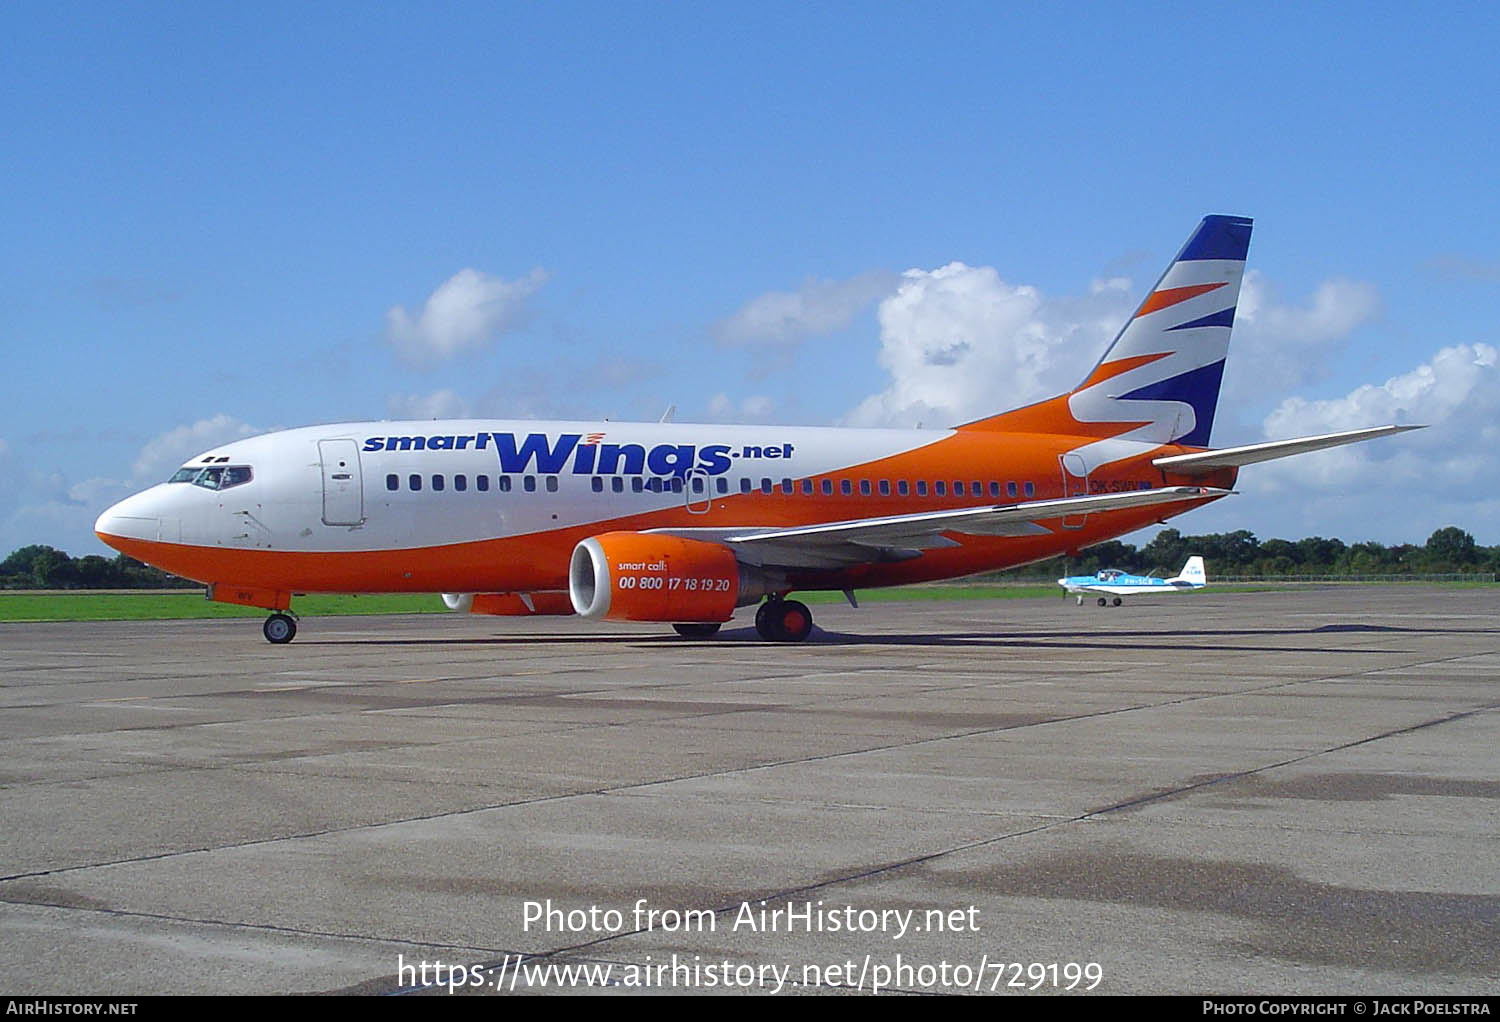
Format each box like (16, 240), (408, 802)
(844, 262), (1133, 427)
(1264, 342), (1496, 440)
(714, 271), (899, 348)
(843, 261), (1385, 431)
(386, 267), (548, 365)
(1207, 343), (1500, 540)
(1226, 270), (1381, 396)
(131, 414), (263, 481)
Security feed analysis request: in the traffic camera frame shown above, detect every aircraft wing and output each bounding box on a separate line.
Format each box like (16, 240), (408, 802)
(654, 486), (1230, 570)
(1065, 581), (1195, 597)
(1069, 584), (1134, 596)
(1152, 425), (1422, 473)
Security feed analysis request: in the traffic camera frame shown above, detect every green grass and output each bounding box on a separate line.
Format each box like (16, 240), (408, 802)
(0, 591), (447, 622)
(0, 578), (1463, 622)
(0, 586), (1069, 622)
(798, 584), (1060, 604)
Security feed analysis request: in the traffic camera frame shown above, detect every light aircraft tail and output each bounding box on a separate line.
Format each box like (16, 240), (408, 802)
(1170, 556), (1207, 587)
(959, 215), (1254, 454)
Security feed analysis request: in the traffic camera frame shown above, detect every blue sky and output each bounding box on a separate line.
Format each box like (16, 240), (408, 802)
(4, 2), (1499, 556)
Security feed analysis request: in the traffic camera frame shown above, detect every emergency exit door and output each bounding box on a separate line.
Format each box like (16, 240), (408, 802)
(1059, 452), (1089, 530)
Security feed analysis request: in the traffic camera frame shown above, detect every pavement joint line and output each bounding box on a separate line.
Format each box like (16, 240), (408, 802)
(0, 638), (1486, 802)
(506, 699), (1500, 972)
(0, 898), (518, 962)
(14, 673), (1483, 1003)
(2, 644), (1490, 886)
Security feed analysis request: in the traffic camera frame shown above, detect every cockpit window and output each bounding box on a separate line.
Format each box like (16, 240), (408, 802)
(169, 465), (253, 490)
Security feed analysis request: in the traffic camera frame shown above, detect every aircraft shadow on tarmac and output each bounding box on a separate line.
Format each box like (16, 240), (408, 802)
(304, 618), (1500, 655)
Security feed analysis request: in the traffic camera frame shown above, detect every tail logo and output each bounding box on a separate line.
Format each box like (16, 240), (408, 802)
(1064, 215), (1252, 474)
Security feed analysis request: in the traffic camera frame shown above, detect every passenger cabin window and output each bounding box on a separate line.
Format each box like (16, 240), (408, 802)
(859, 480), (871, 496)
(454, 475), (467, 492)
(477, 475), (489, 492)
(840, 479), (852, 496)
(878, 480), (890, 496)
(499, 476), (512, 492)
(1007, 481), (1018, 498)
(409, 474), (422, 491)
(591, 477), (604, 492)
(546, 476), (559, 492)
(716, 478), (728, 495)
(916, 481), (928, 496)
(935, 481), (947, 496)
(1024, 482), (1035, 497)
(898, 480), (909, 496)
(989, 481), (1000, 497)
(386, 474), (399, 491)
(523, 476), (537, 492)
(613, 478), (625, 493)
(822, 479), (833, 495)
(432, 474), (444, 492)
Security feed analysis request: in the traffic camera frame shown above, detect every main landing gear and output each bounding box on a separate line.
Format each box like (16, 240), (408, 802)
(262, 612), (298, 644)
(1095, 597), (1123, 608)
(755, 597), (814, 643)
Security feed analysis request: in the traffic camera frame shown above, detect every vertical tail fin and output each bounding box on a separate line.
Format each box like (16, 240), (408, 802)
(960, 216), (1253, 461)
(1172, 556), (1207, 586)
(1070, 215), (1252, 448)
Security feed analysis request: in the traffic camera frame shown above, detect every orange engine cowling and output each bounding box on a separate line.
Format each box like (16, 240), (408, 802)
(569, 532), (745, 622)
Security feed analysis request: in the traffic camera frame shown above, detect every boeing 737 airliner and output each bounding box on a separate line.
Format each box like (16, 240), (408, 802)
(95, 217), (1417, 643)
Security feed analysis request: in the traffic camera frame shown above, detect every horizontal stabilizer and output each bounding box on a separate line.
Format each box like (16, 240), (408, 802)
(1152, 425), (1423, 473)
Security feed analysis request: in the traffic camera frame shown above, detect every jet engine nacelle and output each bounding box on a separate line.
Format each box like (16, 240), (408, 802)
(569, 532), (766, 622)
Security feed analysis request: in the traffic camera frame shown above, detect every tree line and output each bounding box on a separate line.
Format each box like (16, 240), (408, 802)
(2, 527), (1495, 590)
(1016, 526), (1498, 580)
(0, 546), (199, 589)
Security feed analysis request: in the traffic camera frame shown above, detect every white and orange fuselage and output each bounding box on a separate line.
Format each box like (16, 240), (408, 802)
(95, 419), (1237, 605)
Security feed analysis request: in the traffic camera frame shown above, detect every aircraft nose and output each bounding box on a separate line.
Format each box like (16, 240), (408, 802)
(94, 489), (166, 547)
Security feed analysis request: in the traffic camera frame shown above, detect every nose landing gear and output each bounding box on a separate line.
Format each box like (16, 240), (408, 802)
(262, 612), (298, 644)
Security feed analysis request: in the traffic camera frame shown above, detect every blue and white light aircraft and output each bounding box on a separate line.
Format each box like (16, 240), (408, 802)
(1060, 556), (1207, 606)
